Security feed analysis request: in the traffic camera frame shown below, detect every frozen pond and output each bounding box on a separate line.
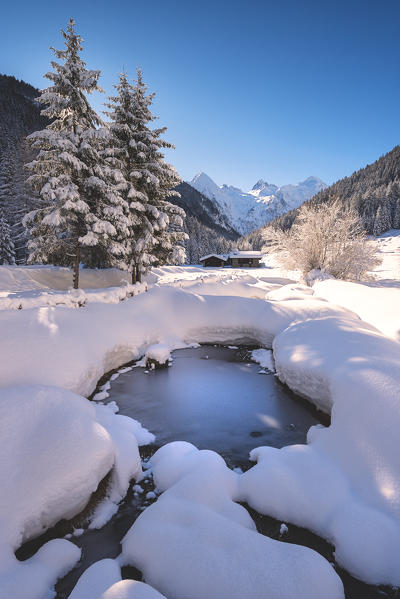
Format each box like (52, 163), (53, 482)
(107, 344), (324, 467)
(18, 345), (393, 598)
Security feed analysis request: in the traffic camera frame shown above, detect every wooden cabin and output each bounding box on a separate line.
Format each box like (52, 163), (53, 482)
(228, 250), (262, 268)
(199, 254), (228, 267)
(200, 250), (262, 268)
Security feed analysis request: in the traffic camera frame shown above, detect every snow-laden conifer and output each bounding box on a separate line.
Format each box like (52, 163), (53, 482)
(104, 72), (153, 283)
(0, 208), (15, 265)
(25, 19), (130, 288)
(373, 203), (392, 236)
(128, 69), (187, 280)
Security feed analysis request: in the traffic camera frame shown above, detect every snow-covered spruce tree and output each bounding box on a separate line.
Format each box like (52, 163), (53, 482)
(25, 19), (130, 288)
(393, 198), (400, 229)
(266, 201), (380, 281)
(0, 208), (15, 265)
(373, 203), (392, 236)
(127, 68), (187, 281)
(103, 72), (154, 283)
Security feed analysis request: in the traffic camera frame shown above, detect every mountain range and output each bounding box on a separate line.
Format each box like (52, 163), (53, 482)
(189, 172), (327, 235)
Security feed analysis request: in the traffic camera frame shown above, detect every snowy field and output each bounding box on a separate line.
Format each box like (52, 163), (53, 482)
(0, 231), (399, 598)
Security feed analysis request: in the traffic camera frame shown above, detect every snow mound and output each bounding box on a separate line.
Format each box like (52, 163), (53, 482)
(145, 343), (171, 366)
(70, 558), (167, 598)
(120, 442), (344, 599)
(0, 386), (144, 598)
(102, 580), (167, 599)
(1, 539), (81, 599)
(0, 386), (114, 549)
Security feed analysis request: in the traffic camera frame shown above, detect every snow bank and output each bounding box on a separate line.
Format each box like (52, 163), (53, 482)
(238, 314), (400, 585)
(0, 386), (113, 549)
(0, 282), (147, 310)
(1, 538), (81, 599)
(120, 442), (344, 599)
(0, 286), (351, 397)
(0, 386), (146, 599)
(313, 278), (400, 341)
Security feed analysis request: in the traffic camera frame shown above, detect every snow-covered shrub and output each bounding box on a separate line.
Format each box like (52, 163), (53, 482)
(265, 202), (380, 282)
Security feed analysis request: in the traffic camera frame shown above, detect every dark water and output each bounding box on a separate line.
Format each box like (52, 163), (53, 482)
(106, 345), (324, 468)
(16, 346), (397, 599)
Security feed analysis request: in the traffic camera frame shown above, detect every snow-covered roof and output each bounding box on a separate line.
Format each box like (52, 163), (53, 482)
(228, 251), (262, 259)
(199, 254), (228, 262)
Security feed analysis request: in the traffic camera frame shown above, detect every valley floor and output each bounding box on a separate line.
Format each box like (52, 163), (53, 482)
(0, 230), (399, 599)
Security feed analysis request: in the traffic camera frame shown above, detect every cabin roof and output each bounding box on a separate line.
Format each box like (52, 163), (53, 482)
(200, 250), (263, 262)
(228, 251), (262, 259)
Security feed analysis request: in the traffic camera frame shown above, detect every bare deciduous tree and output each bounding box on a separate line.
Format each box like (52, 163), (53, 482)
(264, 202), (380, 281)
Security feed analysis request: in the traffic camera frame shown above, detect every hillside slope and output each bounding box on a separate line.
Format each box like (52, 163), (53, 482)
(0, 74), (45, 262)
(270, 146), (400, 235)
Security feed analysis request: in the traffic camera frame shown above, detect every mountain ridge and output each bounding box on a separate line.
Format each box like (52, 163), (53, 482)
(190, 171), (327, 235)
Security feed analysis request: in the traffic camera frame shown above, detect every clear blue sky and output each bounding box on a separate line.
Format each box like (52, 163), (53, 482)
(1, 0), (400, 189)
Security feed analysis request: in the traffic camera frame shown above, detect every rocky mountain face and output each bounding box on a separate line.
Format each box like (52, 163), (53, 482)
(190, 172), (327, 235)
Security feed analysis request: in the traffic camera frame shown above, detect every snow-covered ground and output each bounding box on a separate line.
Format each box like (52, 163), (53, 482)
(0, 230), (400, 598)
(313, 230), (400, 341)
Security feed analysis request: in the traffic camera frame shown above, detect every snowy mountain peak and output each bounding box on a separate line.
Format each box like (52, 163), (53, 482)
(190, 172), (327, 235)
(191, 172), (219, 191)
(301, 176), (326, 188)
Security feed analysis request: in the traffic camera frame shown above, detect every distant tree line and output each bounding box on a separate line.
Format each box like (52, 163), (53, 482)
(240, 146), (400, 250)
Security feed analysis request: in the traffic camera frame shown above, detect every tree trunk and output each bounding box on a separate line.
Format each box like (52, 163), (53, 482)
(136, 266), (142, 283)
(73, 242), (80, 289)
(131, 268), (137, 284)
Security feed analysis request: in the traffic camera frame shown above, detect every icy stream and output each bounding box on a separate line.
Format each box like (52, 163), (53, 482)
(16, 346), (396, 598)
